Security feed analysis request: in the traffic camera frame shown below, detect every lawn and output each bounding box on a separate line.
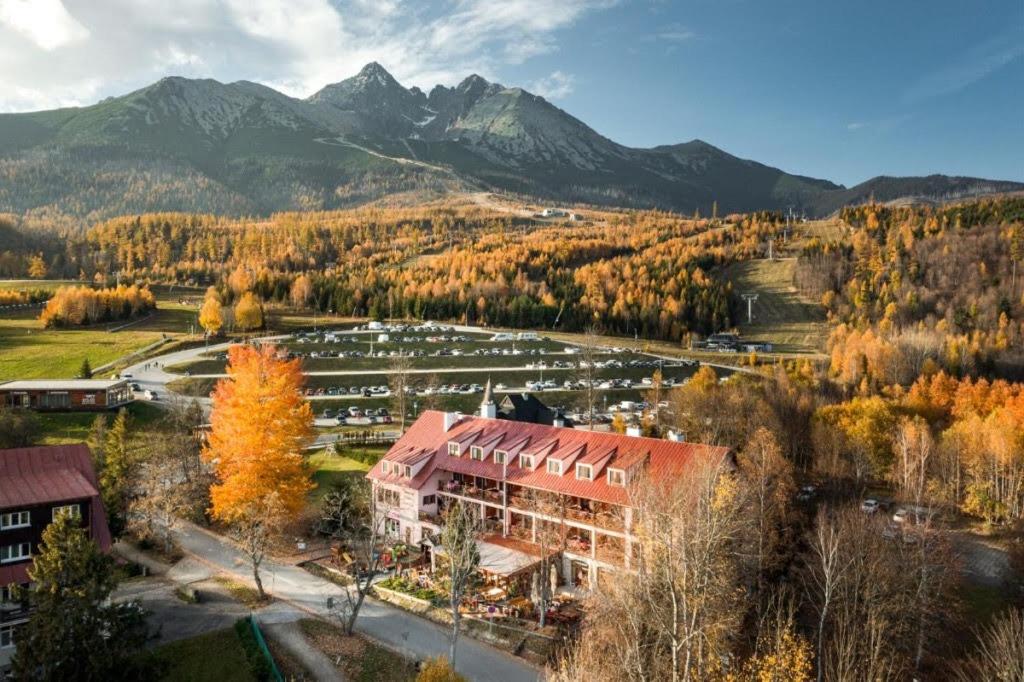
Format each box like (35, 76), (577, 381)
(308, 449), (375, 504)
(153, 628), (254, 682)
(721, 257), (828, 355)
(35, 401), (167, 444)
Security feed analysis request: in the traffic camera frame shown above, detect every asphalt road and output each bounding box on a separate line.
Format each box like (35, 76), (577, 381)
(168, 521), (542, 682)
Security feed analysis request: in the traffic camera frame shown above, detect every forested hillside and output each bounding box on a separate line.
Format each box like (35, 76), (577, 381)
(797, 196), (1024, 382)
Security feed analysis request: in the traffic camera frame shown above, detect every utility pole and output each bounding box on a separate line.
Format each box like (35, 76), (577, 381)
(767, 238), (774, 260)
(741, 293), (759, 324)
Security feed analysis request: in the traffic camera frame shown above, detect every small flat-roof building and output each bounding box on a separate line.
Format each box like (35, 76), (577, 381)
(0, 379), (132, 411)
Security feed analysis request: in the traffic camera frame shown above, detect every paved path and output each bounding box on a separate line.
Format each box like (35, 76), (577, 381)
(264, 620), (345, 682)
(170, 522), (541, 682)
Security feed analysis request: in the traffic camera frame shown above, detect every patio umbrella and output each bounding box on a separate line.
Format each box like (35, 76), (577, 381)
(549, 562), (558, 596)
(530, 571), (539, 605)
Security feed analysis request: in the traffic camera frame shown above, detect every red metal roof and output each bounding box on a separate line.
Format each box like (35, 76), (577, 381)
(0, 444), (113, 586)
(368, 411), (730, 506)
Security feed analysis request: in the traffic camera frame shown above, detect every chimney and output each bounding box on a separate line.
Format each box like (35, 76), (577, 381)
(626, 426), (642, 438)
(552, 411), (565, 428)
(443, 412), (462, 432)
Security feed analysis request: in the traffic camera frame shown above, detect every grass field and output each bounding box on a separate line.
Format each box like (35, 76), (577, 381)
(722, 257), (828, 355)
(307, 449), (375, 503)
(0, 286), (201, 381)
(153, 628), (254, 682)
(35, 401), (166, 444)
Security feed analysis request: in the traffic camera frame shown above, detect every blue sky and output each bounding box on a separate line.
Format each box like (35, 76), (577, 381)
(0, 0), (1020, 186)
(502, 0), (1024, 186)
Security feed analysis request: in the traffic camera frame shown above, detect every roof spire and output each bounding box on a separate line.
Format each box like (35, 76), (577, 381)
(480, 376), (496, 418)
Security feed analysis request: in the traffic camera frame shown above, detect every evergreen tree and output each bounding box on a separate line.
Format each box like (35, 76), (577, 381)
(101, 408), (139, 537)
(79, 357), (92, 379)
(11, 513), (154, 680)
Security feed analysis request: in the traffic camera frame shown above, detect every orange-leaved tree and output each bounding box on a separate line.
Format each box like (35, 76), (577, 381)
(203, 344), (314, 596)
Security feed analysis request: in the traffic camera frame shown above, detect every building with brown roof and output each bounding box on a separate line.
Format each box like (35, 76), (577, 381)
(0, 444), (112, 671)
(0, 379), (132, 411)
(367, 402), (729, 591)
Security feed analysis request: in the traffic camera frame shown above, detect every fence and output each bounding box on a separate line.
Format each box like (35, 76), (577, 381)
(249, 615), (284, 682)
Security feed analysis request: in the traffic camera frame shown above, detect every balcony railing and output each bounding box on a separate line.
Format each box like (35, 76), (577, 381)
(440, 482), (504, 505)
(507, 496), (625, 533)
(0, 602), (30, 624)
(593, 543), (626, 566)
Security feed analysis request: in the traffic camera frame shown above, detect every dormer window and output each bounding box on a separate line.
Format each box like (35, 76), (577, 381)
(607, 468), (625, 487)
(470, 446), (484, 461)
(448, 442), (460, 456)
(404, 465), (412, 478)
(493, 450), (507, 465)
(381, 461), (390, 475)
(546, 459), (562, 475)
(576, 464), (593, 481)
(520, 454), (534, 470)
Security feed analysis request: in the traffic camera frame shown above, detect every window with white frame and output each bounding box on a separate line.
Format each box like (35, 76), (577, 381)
(607, 469), (625, 486)
(0, 543), (31, 564)
(447, 442), (460, 456)
(381, 461), (390, 474)
(470, 446), (483, 460)
(1, 623), (15, 649)
(520, 454), (534, 469)
(52, 504), (80, 521)
(546, 459), (562, 475)
(404, 465), (412, 478)
(493, 450), (507, 465)
(0, 511), (30, 530)
(422, 494), (436, 506)
(576, 464), (593, 481)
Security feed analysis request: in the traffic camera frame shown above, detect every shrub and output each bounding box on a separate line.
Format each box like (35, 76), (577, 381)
(234, 617), (272, 682)
(416, 657), (467, 682)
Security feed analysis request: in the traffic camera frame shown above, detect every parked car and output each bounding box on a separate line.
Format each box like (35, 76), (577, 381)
(796, 485), (817, 502)
(860, 499), (880, 514)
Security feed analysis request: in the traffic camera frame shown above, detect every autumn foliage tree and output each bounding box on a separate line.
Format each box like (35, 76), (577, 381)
(39, 284), (156, 328)
(233, 291), (263, 331)
(203, 344), (313, 596)
(198, 286), (224, 336)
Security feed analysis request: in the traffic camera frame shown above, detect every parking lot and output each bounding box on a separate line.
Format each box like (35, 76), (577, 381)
(164, 323), (726, 425)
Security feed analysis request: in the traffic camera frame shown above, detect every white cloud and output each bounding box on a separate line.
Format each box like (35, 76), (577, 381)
(904, 27), (1024, 103)
(531, 71), (575, 99)
(0, 0), (88, 50)
(846, 122), (866, 131)
(0, 0), (614, 112)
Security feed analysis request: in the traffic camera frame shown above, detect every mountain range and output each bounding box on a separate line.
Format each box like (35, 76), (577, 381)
(0, 62), (1019, 224)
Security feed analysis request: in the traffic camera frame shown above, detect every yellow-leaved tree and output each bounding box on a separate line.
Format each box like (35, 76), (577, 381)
(203, 344), (313, 596)
(198, 287), (223, 336)
(234, 291), (263, 331)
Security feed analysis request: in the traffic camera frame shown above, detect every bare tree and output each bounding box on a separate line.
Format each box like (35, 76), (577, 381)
(738, 428), (796, 604)
(573, 326), (603, 430)
(128, 447), (190, 554)
(805, 509), (849, 682)
(230, 493), (285, 599)
(440, 500), (481, 666)
(324, 479), (389, 635)
(388, 354), (414, 433)
(552, 453), (748, 682)
(643, 368), (665, 435)
(955, 607), (1024, 682)
(520, 489), (564, 627)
